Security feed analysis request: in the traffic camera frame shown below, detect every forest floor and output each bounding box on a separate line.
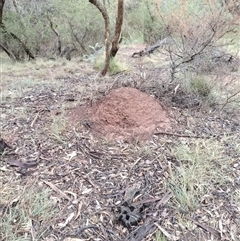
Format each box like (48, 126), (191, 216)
(1, 44), (240, 241)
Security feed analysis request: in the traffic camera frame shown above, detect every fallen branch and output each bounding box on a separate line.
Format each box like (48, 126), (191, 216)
(154, 130), (235, 139)
(186, 216), (221, 238)
(132, 38), (170, 57)
(154, 131), (212, 139)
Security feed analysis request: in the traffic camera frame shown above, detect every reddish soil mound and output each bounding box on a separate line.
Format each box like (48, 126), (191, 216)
(67, 87), (170, 141)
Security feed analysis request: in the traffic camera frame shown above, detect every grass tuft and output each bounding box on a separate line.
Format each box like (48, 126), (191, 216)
(169, 138), (232, 212)
(1, 184), (57, 240)
(94, 55), (128, 74)
(155, 231), (168, 241)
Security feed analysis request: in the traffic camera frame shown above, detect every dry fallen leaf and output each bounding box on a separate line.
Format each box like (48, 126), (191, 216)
(58, 212), (75, 228)
(43, 180), (71, 201)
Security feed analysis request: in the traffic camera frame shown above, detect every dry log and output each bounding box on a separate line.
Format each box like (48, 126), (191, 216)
(132, 38), (170, 57)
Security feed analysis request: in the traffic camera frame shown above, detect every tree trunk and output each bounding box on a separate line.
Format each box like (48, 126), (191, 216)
(110, 0), (124, 58)
(0, 0), (5, 26)
(47, 12), (62, 55)
(89, 0), (111, 76)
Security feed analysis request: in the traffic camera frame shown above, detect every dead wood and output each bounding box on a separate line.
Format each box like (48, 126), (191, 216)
(186, 216), (221, 238)
(0, 43), (16, 60)
(6, 159), (38, 169)
(132, 38), (170, 58)
(129, 221), (156, 241)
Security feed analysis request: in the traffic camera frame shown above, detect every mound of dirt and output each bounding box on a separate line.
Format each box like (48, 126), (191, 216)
(67, 87), (170, 141)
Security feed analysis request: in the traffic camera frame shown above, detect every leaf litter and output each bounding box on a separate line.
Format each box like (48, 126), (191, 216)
(0, 57), (240, 240)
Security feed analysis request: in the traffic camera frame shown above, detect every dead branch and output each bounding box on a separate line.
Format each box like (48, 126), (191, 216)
(1, 25), (35, 60)
(132, 38), (170, 57)
(154, 130), (235, 138)
(186, 216), (221, 238)
(0, 43), (17, 59)
(220, 90), (240, 110)
(68, 21), (87, 53)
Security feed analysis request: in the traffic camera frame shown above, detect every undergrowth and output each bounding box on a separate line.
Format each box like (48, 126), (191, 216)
(0, 184), (57, 241)
(169, 138), (234, 212)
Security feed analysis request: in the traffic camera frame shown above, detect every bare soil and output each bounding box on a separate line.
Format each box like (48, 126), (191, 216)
(67, 87), (170, 141)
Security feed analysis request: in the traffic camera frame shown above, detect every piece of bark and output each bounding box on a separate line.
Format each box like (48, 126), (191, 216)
(0, 138), (10, 153)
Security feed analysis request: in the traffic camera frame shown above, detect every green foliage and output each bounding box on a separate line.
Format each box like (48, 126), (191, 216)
(181, 74), (224, 107)
(1, 0), (239, 61)
(2, 0), (105, 59)
(189, 76), (213, 97)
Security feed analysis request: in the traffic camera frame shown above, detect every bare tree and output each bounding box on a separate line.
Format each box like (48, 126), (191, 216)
(156, 2), (239, 80)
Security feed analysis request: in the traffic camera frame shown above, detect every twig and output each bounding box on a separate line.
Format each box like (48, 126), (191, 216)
(154, 131), (212, 139)
(186, 216), (221, 238)
(73, 225), (99, 236)
(42, 180), (71, 201)
(30, 110), (43, 127)
(220, 90), (240, 111)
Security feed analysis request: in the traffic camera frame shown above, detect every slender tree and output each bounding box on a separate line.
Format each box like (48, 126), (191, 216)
(110, 0), (124, 58)
(0, 0), (5, 26)
(89, 0), (124, 76)
(89, 0), (111, 76)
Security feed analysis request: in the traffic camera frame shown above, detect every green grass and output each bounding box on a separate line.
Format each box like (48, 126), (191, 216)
(155, 231), (168, 241)
(1, 185), (57, 241)
(94, 55), (128, 74)
(169, 138), (233, 212)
